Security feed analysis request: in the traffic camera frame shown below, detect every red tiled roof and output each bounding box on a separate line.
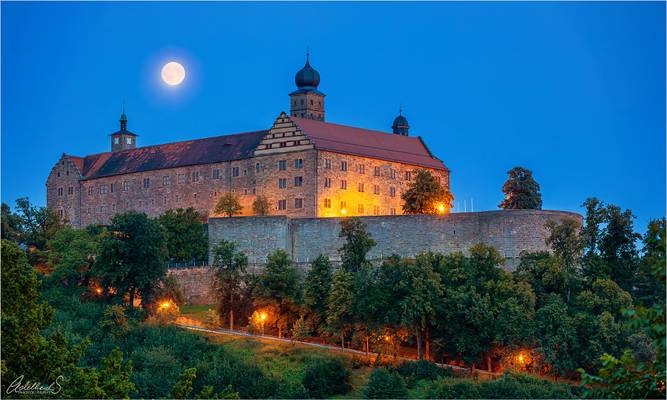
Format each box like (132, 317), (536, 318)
(77, 130), (268, 180)
(291, 117), (448, 171)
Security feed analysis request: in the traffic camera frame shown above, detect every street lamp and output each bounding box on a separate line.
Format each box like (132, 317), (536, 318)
(260, 312), (267, 335)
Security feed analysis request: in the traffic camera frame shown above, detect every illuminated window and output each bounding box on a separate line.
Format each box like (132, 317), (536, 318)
(212, 169), (221, 179)
(389, 187), (396, 197)
(163, 176), (171, 186)
(358, 183), (364, 192)
(278, 160), (287, 171)
(126, 137), (132, 145)
(324, 178), (331, 188)
(100, 185), (108, 194)
(114, 137), (120, 144)
(123, 181), (130, 191)
(232, 167), (240, 177)
(358, 164), (365, 174)
(340, 201), (347, 210)
(278, 199), (286, 210)
(391, 208), (396, 215)
(324, 199), (331, 208)
(373, 205), (380, 214)
(373, 167), (380, 176)
(88, 186), (94, 195)
(341, 180), (347, 190)
(341, 161), (347, 171)
(295, 198), (303, 209)
(358, 204), (364, 214)
(295, 176), (303, 187)
(295, 159), (303, 169)
(278, 178), (287, 189)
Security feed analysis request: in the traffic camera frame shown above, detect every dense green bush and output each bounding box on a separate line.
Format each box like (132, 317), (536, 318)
(392, 360), (453, 387)
(363, 367), (408, 399)
(421, 372), (575, 399)
(302, 358), (351, 398)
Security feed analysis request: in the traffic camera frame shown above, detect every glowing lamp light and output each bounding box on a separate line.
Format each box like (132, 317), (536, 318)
(437, 203), (446, 214)
(341, 209), (347, 215)
(95, 288), (102, 294)
(384, 336), (390, 342)
(159, 301), (171, 310)
(260, 312), (267, 321)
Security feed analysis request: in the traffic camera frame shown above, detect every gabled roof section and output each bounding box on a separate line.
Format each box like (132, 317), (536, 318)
(290, 117), (448, 171)
(78, 130), (267, 180)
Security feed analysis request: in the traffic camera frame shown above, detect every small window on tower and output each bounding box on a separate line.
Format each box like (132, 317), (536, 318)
(126, 137), (132, 145)
(114, 137), (120, 144)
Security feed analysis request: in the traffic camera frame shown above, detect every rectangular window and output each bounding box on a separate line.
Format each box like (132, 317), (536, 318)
(405, 171), (412, 181)
(324, 159), (332, 169)
(374, 166), (381, 176)
(112, 204), (116, 212)
(123, 181), (130, 191)
(126, 137), (132, 145)
(341, 180), (347, 190)
(143, 178), (150, 189)
(178, 174), (187, 184)
(255, 163), (260, 173)
(59, 209), (64, 219)
(324, 177), (331, 188)
(232, 167), (240, 177)
(192, 171), (200, 182)
(373, 205), (380, 215)
(68, 186), (74, 195)
(390, 169), (396, 179)
(295, 198), (303, 209)
(163, 176), (171, 186)
(358, 164), (365, 174)
(358, 183), (364, 192)
(278, 178), (287, 189)
(278, 160), (287, 170)
(114, 137), (120, 144)
(390, 186), (396, 197)
(212, 168), (221, 179)
(294, 176), (303, 187)
(278, 199), (286, 210)
(324, 198), (331, 208)
(295, 159), (303, 169)
(243, 169), (247, 176)
(358, 204), (364, 214)
(391, 208), (397, 215)
(58, 187), (63, 196)
(341, 161), (347, 171)
(100, 185), (108, 194)
(88, 186), (94, 195)
(340, 201), (347, 211)
(373, 184), (380, 195)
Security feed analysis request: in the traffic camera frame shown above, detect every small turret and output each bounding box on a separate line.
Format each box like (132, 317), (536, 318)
(110, 108), (138, 152)
(392, 107), (409, 136)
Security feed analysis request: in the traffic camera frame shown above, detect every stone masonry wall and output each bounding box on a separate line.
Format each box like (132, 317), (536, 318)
(209, 210), (582, 270)
(167, 267), (215, 306)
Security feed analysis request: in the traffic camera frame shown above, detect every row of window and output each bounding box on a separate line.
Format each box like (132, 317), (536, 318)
(277, 198), (304, 210)
(322, 159), (412, 180)
(322, 199), (397, 215)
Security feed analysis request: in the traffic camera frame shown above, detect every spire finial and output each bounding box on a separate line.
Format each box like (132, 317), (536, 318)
(306, 47), (310, 63)
(399, 104), (403, 116)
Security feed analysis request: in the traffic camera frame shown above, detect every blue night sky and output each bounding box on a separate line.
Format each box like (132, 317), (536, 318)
(2, 2), (665, 231)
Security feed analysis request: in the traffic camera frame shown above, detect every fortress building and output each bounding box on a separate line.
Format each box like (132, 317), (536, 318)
(46, 55), (450, 228)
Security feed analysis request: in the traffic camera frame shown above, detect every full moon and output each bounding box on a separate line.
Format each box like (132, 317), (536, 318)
(161, 61), (186, 86)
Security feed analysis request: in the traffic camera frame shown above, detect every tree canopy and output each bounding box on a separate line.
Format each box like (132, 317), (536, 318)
(401, 169), (453, 214)
(498, 167), (542, 210)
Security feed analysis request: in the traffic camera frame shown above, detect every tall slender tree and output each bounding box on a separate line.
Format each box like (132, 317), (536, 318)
(339, 217), (376, 272)
(211, 240), (248, 330)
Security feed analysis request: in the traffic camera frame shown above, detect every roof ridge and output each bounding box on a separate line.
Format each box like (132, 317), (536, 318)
(310, 136), (437, 159)
(291, 116), (407, 138)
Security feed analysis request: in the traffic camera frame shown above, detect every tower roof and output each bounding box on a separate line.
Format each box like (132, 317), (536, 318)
(392, 108), (410, 135)
(294, 51), (320, 89)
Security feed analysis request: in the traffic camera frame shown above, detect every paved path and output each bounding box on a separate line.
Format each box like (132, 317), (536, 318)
(176, 323), (473, 375)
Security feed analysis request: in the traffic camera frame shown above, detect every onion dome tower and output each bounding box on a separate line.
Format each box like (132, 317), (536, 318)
(110, 107), (138, 152)
(289, 50), (325, 121)
(392, 107), (409, 136)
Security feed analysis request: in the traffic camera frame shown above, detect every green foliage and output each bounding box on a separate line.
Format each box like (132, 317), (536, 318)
(215, 192), (243, 217)
(171, 367), (197, 399)
(47, 227), (98, 289)
(363, 367), (408, 399)
(252, 195), (270, 216)
(254, 249), (300, 337)
(212, 240), (249, 330)
(95, 211), (167, 308)
(339, 217), (376, 272)
(302, 358), (351, 398)
(155, 274), (186, 307)
(100, 305), (130, 340)
(326, 267), (356, 342)
(498, 166), (542, 210)
(423, 378), (481, 399)
(1, 202), (22, 243)
(63, 348), (136, 399)
(158, 207), (208, 262)
(291, 315), (311, 341)
(303, 254), (333, 332)
(393, 360), (453, 388)
(401, 169), (453, 214)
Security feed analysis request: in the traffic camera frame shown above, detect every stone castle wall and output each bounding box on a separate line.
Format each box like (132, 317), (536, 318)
(174, 209), (581, 305)
(209, 209), (582, 268)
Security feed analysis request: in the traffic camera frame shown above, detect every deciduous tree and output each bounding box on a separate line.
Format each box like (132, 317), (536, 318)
(303, 254), (333, 333)
(252, 195), (270, 216)
(401, 169), (453, 214)
(215, 192), (243, 217)
(254, 249), (300, 337)
(158, 208), (208, 262)
(211, 240), (249, 330)
(498, 167), (542, 210)
(339, 217), (376, 272)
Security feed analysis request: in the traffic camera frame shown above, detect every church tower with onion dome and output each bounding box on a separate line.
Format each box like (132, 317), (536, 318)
(289, 51), (325, 121)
